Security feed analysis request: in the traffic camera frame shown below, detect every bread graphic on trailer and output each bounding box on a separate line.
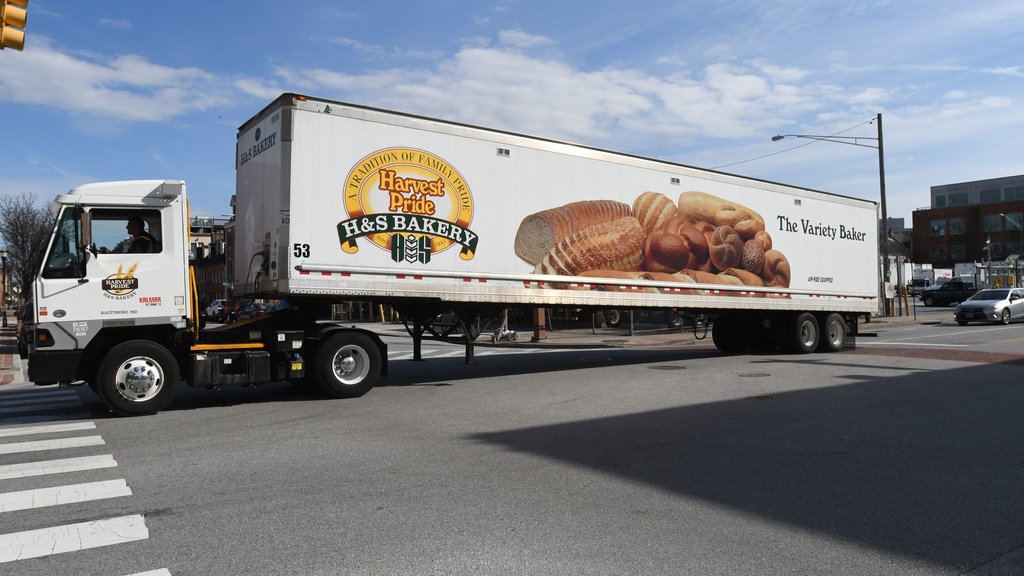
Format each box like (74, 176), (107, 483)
(514, 200), (631, 265)
(533, 216), (645, 277)
(517, 191), (790, 291)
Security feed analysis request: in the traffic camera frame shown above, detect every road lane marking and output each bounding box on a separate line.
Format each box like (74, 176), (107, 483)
(0, 514), (148, 563)
(0, 479), (132, 513)
(0, 422), (96, 438)
(0, 455), (117, 480)
(125, 570), (172, 576)
(0, 435), (105, 455)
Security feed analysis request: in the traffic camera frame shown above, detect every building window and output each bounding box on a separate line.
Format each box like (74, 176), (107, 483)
(949, 244), (967, 260)
(980, 188), (1002, 204)
(1004, 212), (1024, 232)
(990, 242), (1004, 260)
(984, 214), (1002, 232)
(948, 192), (969, 207)
(948, 217), (966, 235)
(930, 220), (946, 236)
(934, 195), (947, 208)
(931, 245), (946, 260)
(1006, 186), (1024, 201)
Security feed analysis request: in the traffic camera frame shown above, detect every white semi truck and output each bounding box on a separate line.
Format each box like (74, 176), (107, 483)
(27, 94), (879, 415)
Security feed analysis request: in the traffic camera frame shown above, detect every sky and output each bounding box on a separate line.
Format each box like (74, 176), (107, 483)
(2, 1), (1023, 226)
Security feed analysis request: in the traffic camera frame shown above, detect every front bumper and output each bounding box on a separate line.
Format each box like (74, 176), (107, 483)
(27, 350), (83, 384)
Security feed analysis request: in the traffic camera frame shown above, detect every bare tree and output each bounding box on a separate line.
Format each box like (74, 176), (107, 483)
(0, 193), (57, 303)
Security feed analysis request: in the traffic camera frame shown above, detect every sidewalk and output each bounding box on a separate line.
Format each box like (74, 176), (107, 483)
(0, 325), (27, 390)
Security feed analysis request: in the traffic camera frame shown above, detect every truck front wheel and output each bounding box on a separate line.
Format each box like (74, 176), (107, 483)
(95, 341), (180, 416)
(312, 332), (382, 398)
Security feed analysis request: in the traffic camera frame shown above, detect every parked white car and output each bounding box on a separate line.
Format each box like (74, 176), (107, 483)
(204, 298), (228, 319)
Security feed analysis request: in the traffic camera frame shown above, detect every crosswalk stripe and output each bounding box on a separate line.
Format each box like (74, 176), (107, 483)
(0, 479), (132, 512)
(0, 422), (96, 438)
(0, 514), (149, 563)
(0, 435), (105, 455)
(0, 455), (117, 480)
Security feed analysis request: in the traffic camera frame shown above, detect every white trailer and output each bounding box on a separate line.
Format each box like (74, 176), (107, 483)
(27, 94), (878, 415)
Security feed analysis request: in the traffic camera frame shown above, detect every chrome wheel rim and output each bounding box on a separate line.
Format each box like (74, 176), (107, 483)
(332, 344), (370, 386)
(114, 356), (164, 402)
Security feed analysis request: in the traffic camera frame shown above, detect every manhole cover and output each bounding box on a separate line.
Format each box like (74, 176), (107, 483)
(737, 373), (771, 378)
(648, 365), (686, 371)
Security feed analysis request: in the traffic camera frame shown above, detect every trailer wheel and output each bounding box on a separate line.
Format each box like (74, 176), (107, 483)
(817, 313), (846, 353)
(95, 341), (180, 416)
(312, 332), (381, 398)
(712, 315), (747, 353)
(605, 309), (623, 328)
(788, 313), (819, 354)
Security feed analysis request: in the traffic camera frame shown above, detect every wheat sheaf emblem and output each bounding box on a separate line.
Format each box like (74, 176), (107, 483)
(102, 263), (140, 295)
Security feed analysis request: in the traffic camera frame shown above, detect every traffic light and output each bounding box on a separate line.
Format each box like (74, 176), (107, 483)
(1, 0), (27, 51)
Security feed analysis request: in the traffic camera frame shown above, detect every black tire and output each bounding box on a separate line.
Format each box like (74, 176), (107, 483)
(712, 314), (747, 353)
(957, 320), (968, 326)
(311, 332), (382, 398)
(816, 313), (846, 353)
(922, 295), (935, 307)
(95, 340), (180, 416)
(605, 309), (623, 328)
(997, 309), (1011, 325)
(787, 313), (819, 354)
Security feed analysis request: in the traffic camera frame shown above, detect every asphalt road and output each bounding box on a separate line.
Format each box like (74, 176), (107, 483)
(3, 324), (1024, 575)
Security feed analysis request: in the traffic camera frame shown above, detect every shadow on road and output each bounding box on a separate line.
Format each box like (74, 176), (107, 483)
(469, 358), (1024, 572)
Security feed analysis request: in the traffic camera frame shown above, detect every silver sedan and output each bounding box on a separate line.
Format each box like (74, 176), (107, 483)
(954, 288), (1024, 325)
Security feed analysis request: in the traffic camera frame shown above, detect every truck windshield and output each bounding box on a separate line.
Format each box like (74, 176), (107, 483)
(41, 207), (85, 279)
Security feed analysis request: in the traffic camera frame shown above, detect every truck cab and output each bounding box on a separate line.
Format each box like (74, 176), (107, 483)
(29, 181), (192, 409)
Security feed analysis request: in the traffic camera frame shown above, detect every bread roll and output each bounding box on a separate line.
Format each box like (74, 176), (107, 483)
(515, 200), (631, 265)
(534, 216), (645, 277)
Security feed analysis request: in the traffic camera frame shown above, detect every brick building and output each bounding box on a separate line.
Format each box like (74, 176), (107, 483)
(911, 174), (1024, 268)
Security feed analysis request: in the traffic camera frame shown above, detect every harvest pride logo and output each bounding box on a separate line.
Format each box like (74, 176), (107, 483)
(102, 264), (139, 300)
(338, 147), (478, 264)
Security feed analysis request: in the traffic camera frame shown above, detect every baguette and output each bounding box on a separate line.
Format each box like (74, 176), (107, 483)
(515, 200), (631, 265)
(677, 191), (765, 240)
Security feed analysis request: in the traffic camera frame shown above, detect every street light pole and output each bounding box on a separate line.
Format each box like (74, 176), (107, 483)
(1000, 212), (1024, 287)
(0, 249), (8, 328)
(772, 113), (890, 315)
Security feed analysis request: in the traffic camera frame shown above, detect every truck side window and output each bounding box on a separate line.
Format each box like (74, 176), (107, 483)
(41, 208), (85, 279)
(91, 209), (163, 255)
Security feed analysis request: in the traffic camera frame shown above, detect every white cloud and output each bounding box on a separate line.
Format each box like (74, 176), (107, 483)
(97, 18), (132, 29)
(498, 29), (555, 49)
(0, 38), (233, 122)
